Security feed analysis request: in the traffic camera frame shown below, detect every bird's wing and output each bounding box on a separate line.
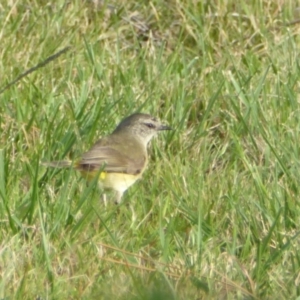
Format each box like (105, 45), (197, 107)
(76, 146), (146, 175)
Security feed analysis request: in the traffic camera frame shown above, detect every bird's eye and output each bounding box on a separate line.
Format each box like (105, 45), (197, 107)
(145, 123), (155, 129)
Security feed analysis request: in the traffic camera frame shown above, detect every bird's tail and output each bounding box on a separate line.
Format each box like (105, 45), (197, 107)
(41, 160), (73, 168)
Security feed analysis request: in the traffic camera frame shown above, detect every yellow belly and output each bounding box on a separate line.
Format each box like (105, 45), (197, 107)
(79, 170), (140, 193)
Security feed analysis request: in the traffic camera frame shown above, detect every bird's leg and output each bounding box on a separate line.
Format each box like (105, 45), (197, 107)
(114, 191), (123, 205)
(102, 193), (107, 207)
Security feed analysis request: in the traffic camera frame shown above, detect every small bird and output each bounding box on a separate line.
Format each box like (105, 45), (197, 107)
(44, 113), (171, 203)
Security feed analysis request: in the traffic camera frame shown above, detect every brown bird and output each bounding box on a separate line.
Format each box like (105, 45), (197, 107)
(44, 113), (171, 203)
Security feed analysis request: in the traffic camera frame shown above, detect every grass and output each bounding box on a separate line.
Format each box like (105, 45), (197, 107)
(1, 0), (300, 298)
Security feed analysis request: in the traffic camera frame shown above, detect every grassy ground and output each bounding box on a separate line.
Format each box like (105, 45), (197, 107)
(1, 0), (300, 299)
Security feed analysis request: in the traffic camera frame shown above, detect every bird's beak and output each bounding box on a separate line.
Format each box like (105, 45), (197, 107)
(158, 124), (172, 131)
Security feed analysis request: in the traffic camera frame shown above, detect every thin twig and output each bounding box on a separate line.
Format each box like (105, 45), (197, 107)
(0, 46), (71, 95)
